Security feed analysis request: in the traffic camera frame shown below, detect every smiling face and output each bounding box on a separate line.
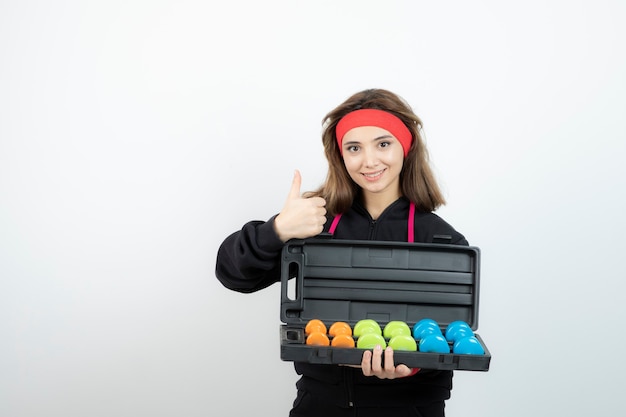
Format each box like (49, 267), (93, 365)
(341, 125), (405, 208)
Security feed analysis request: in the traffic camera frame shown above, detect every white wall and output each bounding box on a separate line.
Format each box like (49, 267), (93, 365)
(1, 1), (625, 416)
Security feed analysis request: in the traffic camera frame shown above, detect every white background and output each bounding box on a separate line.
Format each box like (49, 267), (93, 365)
(1, 1), (625, 416)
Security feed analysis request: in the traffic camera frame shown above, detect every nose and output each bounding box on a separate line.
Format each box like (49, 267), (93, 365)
(363, 148), (379, 167)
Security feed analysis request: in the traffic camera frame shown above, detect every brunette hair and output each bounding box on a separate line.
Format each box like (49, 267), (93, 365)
(305, 88), (446, 215)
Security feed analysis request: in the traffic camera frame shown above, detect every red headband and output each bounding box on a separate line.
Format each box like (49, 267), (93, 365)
(335, 109), (413, 157)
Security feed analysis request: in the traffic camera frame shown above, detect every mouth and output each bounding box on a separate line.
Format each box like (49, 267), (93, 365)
(361, 169), (386, 181)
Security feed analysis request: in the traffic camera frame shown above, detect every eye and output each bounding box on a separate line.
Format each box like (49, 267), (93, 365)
(379, 141), (391, 148)
(346, 145), (360, 153)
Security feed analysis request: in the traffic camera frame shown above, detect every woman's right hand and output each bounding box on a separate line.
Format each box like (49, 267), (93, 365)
(274, 170), (327, 242)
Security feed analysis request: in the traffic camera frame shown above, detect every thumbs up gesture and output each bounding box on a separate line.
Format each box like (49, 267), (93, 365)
(274, 170), (327, 243)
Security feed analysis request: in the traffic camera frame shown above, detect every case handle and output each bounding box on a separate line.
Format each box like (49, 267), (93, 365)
(280, 244), (305, 318)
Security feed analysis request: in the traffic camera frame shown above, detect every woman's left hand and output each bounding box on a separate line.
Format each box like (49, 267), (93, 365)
(360, 345), (417, 379)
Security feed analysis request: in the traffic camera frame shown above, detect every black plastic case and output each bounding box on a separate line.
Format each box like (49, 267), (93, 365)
(279, 238), (491, 371)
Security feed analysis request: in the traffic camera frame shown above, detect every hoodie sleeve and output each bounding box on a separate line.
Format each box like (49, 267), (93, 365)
(215, 215), (286, 293)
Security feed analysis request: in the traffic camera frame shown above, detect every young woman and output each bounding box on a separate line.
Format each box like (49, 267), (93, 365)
(216, 89), (468, 417)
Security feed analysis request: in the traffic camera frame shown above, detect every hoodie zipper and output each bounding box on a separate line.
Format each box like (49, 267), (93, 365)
(344, 367), (354, 408)
(368, 219), (377, 240)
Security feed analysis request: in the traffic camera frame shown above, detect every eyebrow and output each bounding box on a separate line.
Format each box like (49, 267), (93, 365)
(343, 134), (394, 147)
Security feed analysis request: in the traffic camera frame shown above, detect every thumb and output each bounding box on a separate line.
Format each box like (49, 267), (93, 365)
(287, 169), (302, 200)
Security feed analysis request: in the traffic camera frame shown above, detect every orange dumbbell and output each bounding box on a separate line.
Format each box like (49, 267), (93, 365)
(305, 319), (327, 336)
(306, 332), (330, 346)
(331, 334), (355, 348)
(329, 321), (352, 337)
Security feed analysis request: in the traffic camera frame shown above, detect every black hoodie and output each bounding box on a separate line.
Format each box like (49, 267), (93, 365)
(215, 196), (468, 407)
